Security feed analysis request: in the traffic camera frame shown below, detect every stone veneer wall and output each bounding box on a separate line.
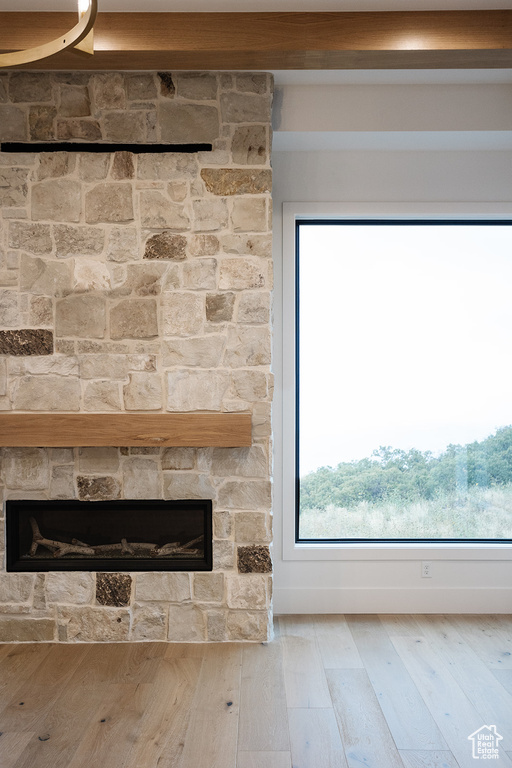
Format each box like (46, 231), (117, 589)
(0, 71), (273, 643)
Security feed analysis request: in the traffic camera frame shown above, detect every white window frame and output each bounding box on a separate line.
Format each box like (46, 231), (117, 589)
(282, 201), (512, 561)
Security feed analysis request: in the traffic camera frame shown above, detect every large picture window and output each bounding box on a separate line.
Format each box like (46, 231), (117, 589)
(296, 220), (512, 543)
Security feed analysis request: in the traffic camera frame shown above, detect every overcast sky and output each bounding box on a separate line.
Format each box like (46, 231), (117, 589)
(299, 223), (512, 476)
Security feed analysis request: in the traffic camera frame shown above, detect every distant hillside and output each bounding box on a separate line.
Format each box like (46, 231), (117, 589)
(300, 426), (512, 511)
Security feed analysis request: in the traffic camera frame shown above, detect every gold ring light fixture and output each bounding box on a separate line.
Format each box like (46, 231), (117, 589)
(0, 0), (98, 68)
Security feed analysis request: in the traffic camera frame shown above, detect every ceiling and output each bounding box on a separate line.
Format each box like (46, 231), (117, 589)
(4, 0), (512, 10)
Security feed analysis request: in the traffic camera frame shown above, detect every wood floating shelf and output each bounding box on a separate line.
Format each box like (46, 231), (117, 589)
(0, 413), (252, 448)
(0, 11), (511, 70)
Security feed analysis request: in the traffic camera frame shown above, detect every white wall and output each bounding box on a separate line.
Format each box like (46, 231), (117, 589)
(272, 81), (512, 613)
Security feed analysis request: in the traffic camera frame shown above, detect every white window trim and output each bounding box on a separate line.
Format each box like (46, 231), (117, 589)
(282, 201), (512, 562)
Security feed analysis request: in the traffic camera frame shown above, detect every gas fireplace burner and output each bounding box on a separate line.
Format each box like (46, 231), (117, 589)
(6, 499), (212, 572)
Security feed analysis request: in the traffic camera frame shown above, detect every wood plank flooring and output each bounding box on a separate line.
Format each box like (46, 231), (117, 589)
(0, 615), (511, 768)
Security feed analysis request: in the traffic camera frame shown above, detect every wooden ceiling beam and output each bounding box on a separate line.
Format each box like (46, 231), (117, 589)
(0, 11), (511, 70)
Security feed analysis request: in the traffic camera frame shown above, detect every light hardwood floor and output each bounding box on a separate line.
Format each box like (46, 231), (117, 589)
(0, 614), (511, 768)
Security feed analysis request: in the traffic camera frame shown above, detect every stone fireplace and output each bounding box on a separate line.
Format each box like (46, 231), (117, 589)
(0, 71), (273, 642)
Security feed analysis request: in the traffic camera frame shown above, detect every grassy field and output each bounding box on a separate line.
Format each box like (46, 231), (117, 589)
(299, 484), (512, 540)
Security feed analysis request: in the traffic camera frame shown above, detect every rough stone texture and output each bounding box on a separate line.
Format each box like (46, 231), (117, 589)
(9, 222), (52, 253)
(85, 183), (134, 224)
(122, 457), (160, 498)
(56, 295), (106, 338)
(0, 329), (53, 356)
(168, 603), (205, 641)
(131, 602), (167, 640)
(61, 607), (130, 642)
(110, 299), (158, 339)
(159, 103), (219, 144)
(31, 180), (81, 222)
(54, 225), (105, 258)
(46, 573), (95, 604)
(201, 169), (271, 196)
(2, 448), (49, 490)
(226, 574), (268, 609)
(193, 573), (224, 602)
(13, 375), (81, 411)
(237, 545), (272, 573)
(162, 293), (203, 337)
(140, 191), (189, 230)
(231, 198), (267, 232)
(0, 618), (55, 642)
(0, 70), (273, 645)
(136, 573), (190, 603)
(167, 370), (229, 411)
(77, 476), (121, 501)
(144, 232), (187, 261)
(163, 336), (225, 368)
(96, 573), (132, 607)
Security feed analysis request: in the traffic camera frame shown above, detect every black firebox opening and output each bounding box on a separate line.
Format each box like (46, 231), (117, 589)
(6, 499), (212, 572)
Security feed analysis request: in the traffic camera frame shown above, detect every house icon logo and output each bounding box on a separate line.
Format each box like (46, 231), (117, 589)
(468, 725), (503, 759)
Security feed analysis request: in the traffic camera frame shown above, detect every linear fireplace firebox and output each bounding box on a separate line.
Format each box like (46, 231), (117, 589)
(6, 499), (212, 572)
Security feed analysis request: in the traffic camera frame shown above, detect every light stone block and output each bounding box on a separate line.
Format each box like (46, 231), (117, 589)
(9, 222), (52, 253)
(226, 574), (268, 609)
(231, 125), (267, 165)
(166, 370), (229, 412)
(46, 572), (94, 604)
(137, 153), (198, 181)
(80, 355), (129, 380)
(252, 402), (271, 438)
(56, 294), (106, 338)
(182, 259), (217, 290)
(220, 92), (270, 123)
(107, 228), (139, 262)
(123, 372), (162, 411)
(177, 73), (218, 100)
(127, 74), (157, 101)
(205, 292), (235, 323)
(213, 510), (233, 539)
(162, 293), (203, 337)
(139, 191), (190, 230)
(192, 199), (228, 232)
(190, 234), (219, 256)
(2, 448), (49, 490)
(10, 72), (52, 103)
(122, 457), (160, 499)
(231, 198), (267, 232)
(168, 603), (206, 641)
(224, 326), (271, 367)
(79, 447), (119, 473)
(212, 447), (267, 478)
(37, 153), (75, 180)
(32, 180), (81, 222)
(73, 259), (111, 292)
(20, 254), (73, 297)
(0, 574), (34, 603)
(221, 233), (272, 258)
(50, 465), (75, 499)
(54, 225), (104, 258)
(84, 380), (122, 411)
(131, 602), (167, 641)
(163, 336), (225, 368)
(59, 85), (91, 117)
(207, 610), (227, 641)
(115, 263), (167, 297)
(236, 74), (268, 94)
(0, 168), (29, 207)
(79, 152), (109, 181)
(57, 119), (101, 141)
(85, 184), (134, 224)
(193, 573), (224, 603)
(104, 111), (145, 142)
(227, 610), (268, 641)
(213, 540), (235, 570)
(163, 471), (215, 500)
(90, 73), (126, 109)
(136, 573), (191, 602)
(13, 375), (80, 412)
(159, 103), (219, 144)
(8, 356), (75, 378)
(110, 299), (158, 339)
(0, 290), (18, 326)
(0, 618), (55, 642)
(0, 105), (26, 141)
(61, 607), (130, 642)
(234, 511), (271, 543)
(218, 480), (272, 510)
(237, 292), (271, 324)
(232, 371), (267, 401)
(219, 259), (265, 290)
(161, 448), (196, 470)
(0, 358), (6, 396)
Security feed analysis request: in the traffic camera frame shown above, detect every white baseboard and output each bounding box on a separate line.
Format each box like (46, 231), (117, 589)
(273, 588), (512, 614)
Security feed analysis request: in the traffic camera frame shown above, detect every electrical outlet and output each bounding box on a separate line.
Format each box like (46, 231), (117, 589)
(421, 561), (432, 578)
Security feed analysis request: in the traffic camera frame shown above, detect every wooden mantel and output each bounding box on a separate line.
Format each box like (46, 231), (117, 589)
(1, 11), (512, 70)
(0, 413), (252, 448)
